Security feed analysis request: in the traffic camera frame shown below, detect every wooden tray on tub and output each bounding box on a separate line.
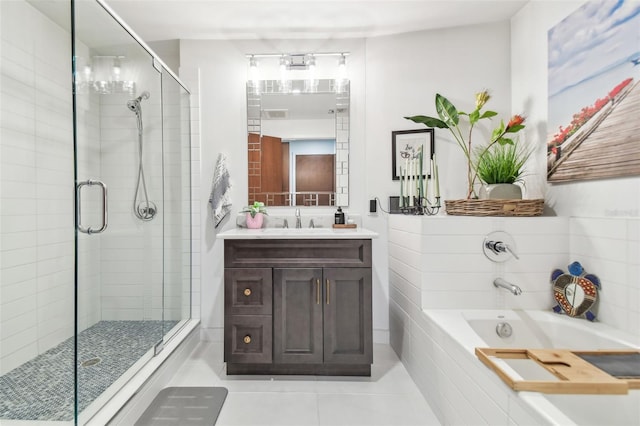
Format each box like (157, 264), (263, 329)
(475, 348), (640, 394)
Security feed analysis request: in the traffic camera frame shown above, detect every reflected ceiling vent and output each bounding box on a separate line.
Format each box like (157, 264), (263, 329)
(262, 109), (288, 119)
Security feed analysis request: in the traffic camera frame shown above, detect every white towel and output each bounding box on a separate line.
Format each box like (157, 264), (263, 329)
(209, 153), (232, 228)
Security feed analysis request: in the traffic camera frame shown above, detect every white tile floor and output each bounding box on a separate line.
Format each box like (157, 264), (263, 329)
(166, 342), (441, 426)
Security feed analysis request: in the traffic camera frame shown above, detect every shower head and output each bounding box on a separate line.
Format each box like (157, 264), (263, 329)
(126, 91), (150, 113)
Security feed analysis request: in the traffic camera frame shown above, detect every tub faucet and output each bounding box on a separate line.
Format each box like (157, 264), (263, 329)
(485, 240), (519, 260)
(494, 278), (522, 295)
(295, 208), (302, 229)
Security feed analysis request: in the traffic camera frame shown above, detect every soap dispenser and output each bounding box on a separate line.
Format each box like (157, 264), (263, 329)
(335, 207), (345, 225)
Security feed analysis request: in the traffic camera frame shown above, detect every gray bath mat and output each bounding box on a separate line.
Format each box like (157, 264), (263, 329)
(135, 387), (228, 426)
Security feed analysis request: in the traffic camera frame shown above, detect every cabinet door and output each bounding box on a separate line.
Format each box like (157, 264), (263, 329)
(323, 268), (373, 364)
(273, 268), (323, 364)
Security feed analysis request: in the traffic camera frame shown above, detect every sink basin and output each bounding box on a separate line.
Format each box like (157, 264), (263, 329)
(261, 227), (334, 234)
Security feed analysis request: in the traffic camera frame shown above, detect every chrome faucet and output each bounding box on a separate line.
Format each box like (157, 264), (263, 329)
(309, 218), (315, 228)
(485, 240), (520, 260)
(493, 278), (522, 295)
(295, 208), (302, 229)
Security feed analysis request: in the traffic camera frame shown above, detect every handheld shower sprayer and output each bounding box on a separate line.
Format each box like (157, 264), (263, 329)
(126, 91), (150, 113)
(127, 91), (156, 221)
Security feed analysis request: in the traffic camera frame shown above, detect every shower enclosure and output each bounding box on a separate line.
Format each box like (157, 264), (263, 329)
(0, 0), (192, 423)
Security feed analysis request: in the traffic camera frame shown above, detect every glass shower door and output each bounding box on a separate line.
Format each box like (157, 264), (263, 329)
(161, 70), (192, 341)
(73, 0), (164, 420)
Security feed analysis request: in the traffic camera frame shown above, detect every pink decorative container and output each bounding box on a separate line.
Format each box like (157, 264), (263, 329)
(246, 212), (264, 229)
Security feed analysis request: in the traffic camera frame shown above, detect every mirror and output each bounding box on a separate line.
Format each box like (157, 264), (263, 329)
(247, 79), (349, 207)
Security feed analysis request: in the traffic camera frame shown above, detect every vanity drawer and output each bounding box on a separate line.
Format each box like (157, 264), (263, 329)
(225, 268), (272, 315)
(224, 315), (272, 364)
(225, 239), (372, 268)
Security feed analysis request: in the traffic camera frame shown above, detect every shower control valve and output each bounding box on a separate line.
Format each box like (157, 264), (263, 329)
(483, 231), (519, 262)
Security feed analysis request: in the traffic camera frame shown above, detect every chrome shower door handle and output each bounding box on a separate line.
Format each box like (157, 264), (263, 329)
(77, 179), (108, 234)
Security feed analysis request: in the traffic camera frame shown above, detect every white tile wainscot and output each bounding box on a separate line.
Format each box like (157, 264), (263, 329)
(388, 214), (570, 425)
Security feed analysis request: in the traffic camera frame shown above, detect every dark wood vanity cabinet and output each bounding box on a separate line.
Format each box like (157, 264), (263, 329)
(224, 239), (373, 376)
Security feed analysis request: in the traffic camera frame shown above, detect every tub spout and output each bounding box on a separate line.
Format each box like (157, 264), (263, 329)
(493, 278), (522, 295)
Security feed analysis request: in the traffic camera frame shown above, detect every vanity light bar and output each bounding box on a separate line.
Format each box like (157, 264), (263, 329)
(247, 52), (349, 70)
(246, 52), (349, 59)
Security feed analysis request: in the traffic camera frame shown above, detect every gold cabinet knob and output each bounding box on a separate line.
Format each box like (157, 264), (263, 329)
(243, 335), (251, 344)
(243, 288), (252, 297)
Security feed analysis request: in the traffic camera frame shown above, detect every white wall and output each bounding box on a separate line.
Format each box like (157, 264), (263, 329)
(180, 23), (512, 342)
(362, 22), (513, 338)
(512, 0), (640, 216)
(511, 1), (640, 333)
(179, 38), (368, 340)
(179, 1), (638, 345)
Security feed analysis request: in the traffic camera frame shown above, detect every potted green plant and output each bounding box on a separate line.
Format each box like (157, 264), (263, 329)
(474, 141), (532, 199)
(405, 91), (526, 199)
(241, 201), (267, 229)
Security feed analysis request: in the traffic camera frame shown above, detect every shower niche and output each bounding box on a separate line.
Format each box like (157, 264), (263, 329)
(0, 0), (192, 423)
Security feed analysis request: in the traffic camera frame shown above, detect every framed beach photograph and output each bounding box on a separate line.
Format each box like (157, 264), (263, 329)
(546, 0), (640, 182)
(391, 129), (435, 180)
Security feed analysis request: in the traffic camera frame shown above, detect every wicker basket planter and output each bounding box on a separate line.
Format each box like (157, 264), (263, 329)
(445, 199), (544, 217)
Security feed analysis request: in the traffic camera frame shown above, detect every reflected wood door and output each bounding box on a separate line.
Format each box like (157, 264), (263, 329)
(261, 135), (283, 205)
(295, 154), (335, 206)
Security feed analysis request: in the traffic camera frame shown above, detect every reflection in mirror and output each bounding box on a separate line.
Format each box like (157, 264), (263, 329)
(247, 79), (349, 207)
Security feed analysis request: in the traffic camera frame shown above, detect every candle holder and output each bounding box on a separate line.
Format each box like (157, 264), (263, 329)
(399, 195), (441, 216)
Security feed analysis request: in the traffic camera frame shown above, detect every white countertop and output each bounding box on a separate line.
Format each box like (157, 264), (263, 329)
(217, 227), (379, 240)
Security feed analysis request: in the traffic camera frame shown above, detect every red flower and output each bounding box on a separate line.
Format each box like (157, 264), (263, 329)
(508, 114), (525, 128)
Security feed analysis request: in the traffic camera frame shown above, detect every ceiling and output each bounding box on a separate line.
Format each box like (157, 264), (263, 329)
(104, 0), (528, 42)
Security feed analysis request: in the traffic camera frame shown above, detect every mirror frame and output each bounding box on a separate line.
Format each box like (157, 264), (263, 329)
(246, 79), (350, 208)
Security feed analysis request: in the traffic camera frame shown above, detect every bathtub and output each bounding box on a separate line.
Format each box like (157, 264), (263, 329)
(423, 310), (640, 425)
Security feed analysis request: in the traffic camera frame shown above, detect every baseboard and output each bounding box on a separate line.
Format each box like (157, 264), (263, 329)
(200, 326), (224, 342)
(373, 328), (390, 344)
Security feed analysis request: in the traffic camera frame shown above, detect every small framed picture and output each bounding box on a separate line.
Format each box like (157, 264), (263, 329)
(391, 129), (435, 180)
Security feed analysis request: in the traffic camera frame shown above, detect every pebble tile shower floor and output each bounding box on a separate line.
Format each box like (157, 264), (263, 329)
(0, 320), (178, 421)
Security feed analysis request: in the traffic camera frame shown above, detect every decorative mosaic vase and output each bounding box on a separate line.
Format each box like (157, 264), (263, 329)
(246, 212), (264, 229)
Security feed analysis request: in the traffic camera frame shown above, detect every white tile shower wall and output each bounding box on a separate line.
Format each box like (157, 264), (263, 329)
(99, 85), (164, 321)
(0, 0), (87, 375)
(569, 217), (640, 334)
